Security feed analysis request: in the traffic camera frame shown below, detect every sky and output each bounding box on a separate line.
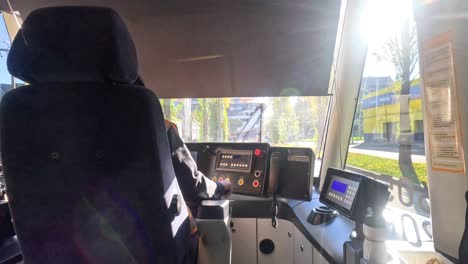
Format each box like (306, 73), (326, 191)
(0, 13), (10, 85)
(363, 52), (396, 79)
(361, 0), (417, 80)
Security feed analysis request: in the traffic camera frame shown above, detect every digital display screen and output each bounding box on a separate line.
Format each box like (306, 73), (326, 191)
(331, 180), (348, 193)
(325, 175), (360, 210)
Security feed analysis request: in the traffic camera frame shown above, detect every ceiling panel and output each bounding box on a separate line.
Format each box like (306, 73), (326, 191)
(7, 0), (341, 98)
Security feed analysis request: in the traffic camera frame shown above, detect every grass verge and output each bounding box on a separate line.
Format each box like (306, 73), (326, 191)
(347, 152), (428, 183)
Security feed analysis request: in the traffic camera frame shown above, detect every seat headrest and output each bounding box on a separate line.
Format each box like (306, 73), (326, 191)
(7, 6), (138, 84)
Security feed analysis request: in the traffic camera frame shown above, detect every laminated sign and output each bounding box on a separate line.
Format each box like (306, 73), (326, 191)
(422, 32), (465, 173)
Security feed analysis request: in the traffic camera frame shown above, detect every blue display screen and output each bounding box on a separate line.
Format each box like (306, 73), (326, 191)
(331, 180), (348, 193)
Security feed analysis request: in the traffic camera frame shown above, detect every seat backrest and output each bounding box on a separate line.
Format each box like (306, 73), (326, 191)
(1, 6), (192, 264)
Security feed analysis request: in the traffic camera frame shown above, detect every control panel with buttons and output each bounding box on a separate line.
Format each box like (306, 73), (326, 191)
(320, 168), (390, 222)
(187, 143), (315, 199)
(215, 149), (253, 172)
(326, 177), (359, 210)
(187, 143), (270, 196)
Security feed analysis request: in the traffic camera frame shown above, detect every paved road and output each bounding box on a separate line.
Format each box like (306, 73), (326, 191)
(288, 141), (427, 163)
(348, 146), (427, 163)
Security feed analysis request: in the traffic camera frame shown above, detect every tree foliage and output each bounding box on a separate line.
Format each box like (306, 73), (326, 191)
(222, 98), (230, 141)
(162, 96), (328, 155)
(268, 97), (300, 144)
(193, 98), (210, 141)
(160, 99), (183, 123)
(192, 98), (231, 142)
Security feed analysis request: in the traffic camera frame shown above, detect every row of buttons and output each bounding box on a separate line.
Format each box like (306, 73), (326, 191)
(346, 186), (357, 195)
(219, 163), (248, 168)
(221, 155), (233, 159)
(212, 176), (230, 182)
(236, 178), (260, 187)
(211, 176), (259, 188)
(328, 192), (353, 205)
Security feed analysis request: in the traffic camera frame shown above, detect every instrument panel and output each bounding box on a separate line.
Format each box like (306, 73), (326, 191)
(326, 175), (360, 210)
(216, 149), (253, 172)
(187, 143), (270, 196)
(320, 168), (390, 222)
(188, 143), (315, 200)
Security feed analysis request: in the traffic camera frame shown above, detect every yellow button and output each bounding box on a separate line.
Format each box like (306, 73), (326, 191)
(238, 179), (244, 186)
(212, 176), (218, 182)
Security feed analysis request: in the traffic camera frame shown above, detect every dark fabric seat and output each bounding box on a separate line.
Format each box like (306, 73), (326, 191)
(0, 6), (192, 264)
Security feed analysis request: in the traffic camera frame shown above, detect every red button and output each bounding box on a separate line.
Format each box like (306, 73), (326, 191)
(254, 149), (262, 156)
(253, 180), (260, 188)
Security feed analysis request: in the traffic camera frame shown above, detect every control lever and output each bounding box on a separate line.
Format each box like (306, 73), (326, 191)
(268, 152), (281, 228)
(197, 200), (231, 264)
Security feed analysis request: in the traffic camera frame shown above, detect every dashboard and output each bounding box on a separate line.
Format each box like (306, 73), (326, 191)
(188, 143), (270, 196)
(187, 143), (315, 200)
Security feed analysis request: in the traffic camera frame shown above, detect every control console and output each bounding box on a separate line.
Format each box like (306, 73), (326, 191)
(187, 143), (270, 196)
(187, 143), (315, 200)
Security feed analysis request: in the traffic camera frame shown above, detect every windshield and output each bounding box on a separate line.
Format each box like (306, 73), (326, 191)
(161, 96), (330, 176)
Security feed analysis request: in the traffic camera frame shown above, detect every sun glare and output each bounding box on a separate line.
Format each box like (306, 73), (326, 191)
(362, 0), (413, 46)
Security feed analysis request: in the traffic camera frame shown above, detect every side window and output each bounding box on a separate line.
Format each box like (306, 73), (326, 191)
(347, 0), (432, 243)
(0, 12), (23, 99)
(0, 13), (12, 99)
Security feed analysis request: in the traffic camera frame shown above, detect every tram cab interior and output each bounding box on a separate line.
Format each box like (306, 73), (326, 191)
(0, 0), (467, 263)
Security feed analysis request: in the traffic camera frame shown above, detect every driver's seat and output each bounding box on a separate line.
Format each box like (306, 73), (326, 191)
(1, 6), (193, 263)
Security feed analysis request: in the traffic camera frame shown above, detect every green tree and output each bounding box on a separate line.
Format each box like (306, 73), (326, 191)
(160, 99), (183, 123)
(309, 97), (329, 155)
(285, 98), (300, 142)
(268, 98), (299, 144)
(270, 98), (285, 143)
(208, 99), (221, 141)
(222, 98), (231, 141)
(295, 97), (311, 139)
(193, 98), (210, 141)
(205, 98), (232, 142)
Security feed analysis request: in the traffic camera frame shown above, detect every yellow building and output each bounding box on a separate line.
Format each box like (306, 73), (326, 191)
(362, 79), (424, 143)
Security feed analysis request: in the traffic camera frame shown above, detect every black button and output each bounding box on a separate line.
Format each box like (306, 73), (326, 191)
(259, 239), (275, 255)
